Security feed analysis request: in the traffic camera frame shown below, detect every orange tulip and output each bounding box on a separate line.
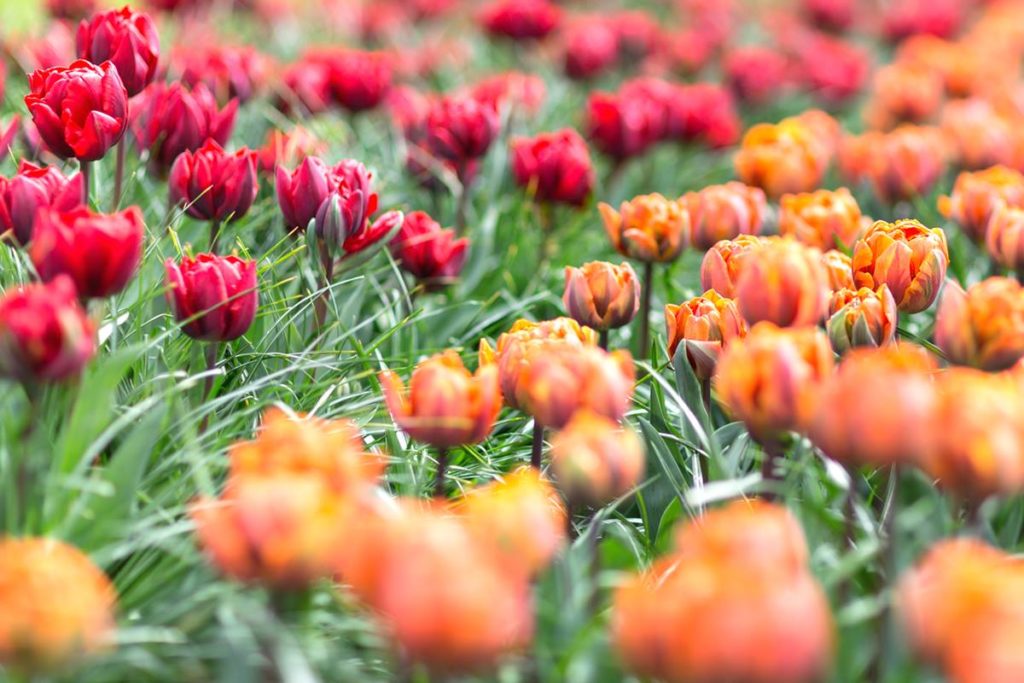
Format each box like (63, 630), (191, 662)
(826, 285), (899, 354)
(938, 165), (1024, 243)
(808, 344), (937, 469)
(682, 181), (766, 251)
(549, 410), (646, 507)
(0, 538), (117, 673)
(778, 188), (865, 250)
(665, 290), (746, 380)
(863, 63), (944, 130)
(699, 234), (766, 298)
(734, 238), (829, 328)
(864, 125), (949, 204)
(599, 193), (690, 262)
(380, 350), (501, 449)
(734, 118), (828, 199)
(838, 130), (886, 186)
(562, 261), (640, 331)
(519, 344), (634, 428)
(940, 98), (1015, 171)
(948, 607), (1024, 683)
(935, 277), (1024, 372)
(822, 249), (855, 292)
(985, 203), (1024, 270)
(851, 219), (949, 313)
(714, 322), (834, 443)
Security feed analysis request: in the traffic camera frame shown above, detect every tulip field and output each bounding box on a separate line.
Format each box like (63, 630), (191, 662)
(5, 0), (1024, 681)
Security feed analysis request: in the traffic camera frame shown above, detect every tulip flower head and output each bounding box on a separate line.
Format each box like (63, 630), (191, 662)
(550, 411), (645, 507)
(600, 194), (690, 263)
(822, 249), (856, 292)
(584, 89), (661, 162)
(510, 129), (595, 207)
(76, 6), (160, 97)
(779, 188), (864, 250)
(724, 46), (790, 106)
(826, 285), (899, 354)
(176, 44), (269, 105)
(939, 166), (1024, 244)
(469, 72), (546, 118)
(165, 254), (258, 342)
(734, 119), (827, 199)
(665, 289), (746, 381)
(424, 94), (500, 183)
(865, 125), (949, 204)
(699, 234), (765, 298)
(863, 63), (944, 131)
(0, 162), (84, 247)
(480, 0), (562, 41)
(986, 204), (1024, 270)
(389, 211), (468, 287)
(935, 277), (1024, 372)
(170, 140), (258, 224)
(852, 219), (949, 313)
(563, 18), (620, 81)
(563, 261), (640, 332)
(734, 238), (829, 328)
(326, 50), (393, 113)
(683, 182), (766, 251)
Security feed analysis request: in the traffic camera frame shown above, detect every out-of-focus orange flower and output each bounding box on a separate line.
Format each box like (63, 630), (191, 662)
(935, 277), (1024, 372)
(791, 109), (842, 162)
(896, 35), (1001, 99)
(863, 63), (945, 131)
(599, 194), (690, 262)
(939, 165), (1024, 243)
(479, 317), (597, 409)
(714, 322), (834, 443)
(734, 238), (829, 328)
(808, 344), (937, 469)
(380, 350), (501, 449)
(682, 182), (766, 251)
(940, 99), (1015, 171)
(0, 538), (116, 673)
(519, 344), (634, 428)
(563, 261), (640, 331)
(864, 125), (949, 204)
(838, 131), (886, 187)
(458, 467), (566, 577)
(822, 249), (855, 292)
(699, 234), (765, 298)
(923, 369), (1024, 503)
(826, 286), (899, 354)
(550, 410), (645, 507)
(778, 188), (865, 250)
(986, 203), (1024, 270)
(665, 290), (746, 380)
(851, 219), (949, 313)
(734, 118), (828, 198)
(948, 606), (1024, 683)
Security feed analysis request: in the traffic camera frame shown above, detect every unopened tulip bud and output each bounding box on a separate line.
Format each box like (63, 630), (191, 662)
(699, 234), (765, 297)
(550, 411), (645, 507)
(778, 187), (864, 250)
(665, 290), (746, 380)
(563, 261), (640, 331)
(985, 204), (1024, 271)
(76, 6), (160, 97)
(735, 238), (829, 328)
(600, 194), (690, 263)
(935, 277), (1024, 372)
(169, 140), (258, 224)
(0, 162), (84, 247)
(827, 286), (898, 354)
(852, 219), (949, 313)
(683, 182), (766, 251)
(165, 255), (258, 342)
(734, 119), (828, 199)
(510, 128), (594, 207)
(939, 166), (1024, 243)
(822, 249), (855, 292)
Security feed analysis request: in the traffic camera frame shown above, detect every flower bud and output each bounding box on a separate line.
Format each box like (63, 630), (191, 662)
(682, 182), (766, 251)
(326, 50), (393, 113)
(699, 234), (764, 297)
(935, 277), (1024, 372)
(165, 254), (258, 342)
(714, 322), (834, 443)
(480, 0), (562, 41)
(424, 95), (500, 181)
(851, 219), (949, 313)
(132, 82), (237, 174)
(550, 411), (645, 507)
(563, 261), (640, 331)
(938, 166), (1024, 243)
(821, 249), (855, 292)
(0, 162), (84, 247)
(76, 6), (160, 97)
(599, 193), (690, 263)
(779, 187), (864, 250)
(665, 290), (746, 380)
(176, 44), (269, 105)
(734, 118), (827, 198)
(510, 128), (594, 207)
(986, 204), (1024, 270)
(865, 125), (949, 204)
(585, 90), (660, 162)
(735, 238), (829, 328)
(827, 286), (898, 354)
(169, 140), (258, 223)
(389, 211), (468, 286)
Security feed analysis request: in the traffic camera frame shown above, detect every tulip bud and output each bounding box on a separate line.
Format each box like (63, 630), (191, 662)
(327, 50), (393, 113)
(169, 140), (258, 224)
(985, 204), (1024, 271)
(665, 290), (746, 380)
(165, 254), (258, 342)
(0, 538), (117, 673)
(852, 219), (949, 313)
(132, 82), (237, 174)
(76, 6), (160, 97)
(389, 211), (468, 286)
(863, 63), (944, 130)
(599, 194), (690, 263)
(826, 286), (898, 354)
(0, 162), (84, 247)
(563, 19), (619, 81)
(585, 90), (660, 162)
(176, 44), (269, 105)
(865, 125), (949, 204)
(510, 129), (595, 207)
(822, 249), (855, 292)
(480, 0), (562, 40)
(424, 95), (500, 182)
(734, 119), (827, 199)
(779, 188), (864, 250)
(938, 166), (1024, 243)
(563, 261), (640, 331)
(714, 322), (835, 443)
(682, 182), (766, 251)
(25, 60), (128, 162)
(724, 46), (790, 106)
(31, 206), (144, 299)
(735, 238), (829, 328)
(699, 234), (765, 297)
(935, 277), (1024, 372)
(550, 411), (645, 507)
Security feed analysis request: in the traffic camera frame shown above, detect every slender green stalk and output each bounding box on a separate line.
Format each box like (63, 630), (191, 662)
(637, 261), (654, 359)
(434, 447), (449, 498)
(530, 421), (544, 469)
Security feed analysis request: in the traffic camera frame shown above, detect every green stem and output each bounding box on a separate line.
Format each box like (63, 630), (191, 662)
(113, 139), (125, 210)
(313, 240), (335, 332)
(80, 160), (92, 207)
(530, 421), (544, 469)
(209, 219), (222, 255)
(198, 342), (220, 435)
(434, 447), (449, 498)
(598, 328), (609, 350)
(637, 261), (654, 360)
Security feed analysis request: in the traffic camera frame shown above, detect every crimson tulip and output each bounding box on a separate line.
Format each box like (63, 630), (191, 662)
(424, 95), (500, 182)
(510, 129), (595, 207)
(327, 50), (393, 113)
(25, 60), (128, 162)
(563, 19), (619, 81)
(0, 162), (85, 247)
(584, 90), (659, 163)
(480, 0), (561, 40)
(274, 156), (345, 234)
(389, 211), (468, 285)
(76, 6), (160, 97)
(169, 140), (258, 224)
(30, 206), (144, 299)
(177, 44), (268, 105)
(165, 254), (258, 342)
(277, 57), (333, 116)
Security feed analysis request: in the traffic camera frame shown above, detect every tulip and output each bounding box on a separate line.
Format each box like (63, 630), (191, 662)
(563, 19), (620, 80)
(389, 211), (468, 287)
(76, 6), (159, 97)
(176, 44), (268, 105)
(30, 206), (144, 300)
(802, 0), (855, 31)
(256, 126), (323, 175)
(277, 56), (333, 116)
(866, 125), (949, 204)
(550, 411), (645, 507)
(563, 262), (640, 339)
(667, 83), (742, 149)
(510, 129), (595, 208)
(326, 50), (393, 113)
(25, 60), (128, 165)
(0, 276), (95, 384)
(0, 162), (84, 247)
(939, 166), (1024, 244)
(480, 0), (561, 40)
(699, 234), (765, 298)
(826, 286), (899, 354)
(584, 90), (660, 164)
(822, 249), (856, 292)
(314, 169), (403, 261)
(851, 219), (949, 313)
(986, 204), (1024, 270)
(940, 99), (1013, 171)
(16, 21), (76, 74)
(793, 34), (869, 106)
(714, 322), (834, 446)
(734, 238), (829, 328)
(935, 277), (1024, 372)
(779, 188), (864, 250)
(132, 82), (238, 175)
(469, 72), (546, 117)
(838, 131), (884, 187)
(724, 47), (790, 106)
(883, 0), (962, 42)
(665, 289), (746, 387)
(0, 538), (116, 674)
(164, 254), (258, 342)
(863, 63), (944, 131)
(424, 94), (499, 181)
(734, 119), (827, 199)
(682, 182), (766, 251)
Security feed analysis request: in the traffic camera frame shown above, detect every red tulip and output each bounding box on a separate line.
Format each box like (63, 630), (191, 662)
(76, 6), (159, 97)
(176, 44), (268, 105)
(563, 19), (619, 81)
(277, 57), (333, 116)
(275, 157), (336, 234)
(793, 34), (869, 106)
(724, 47), (790, 105)
(327, 50), (393, 113)
(17, 20), (76, 73)
(0, 276), (95, 384)
(0, 162), (85, 247)
(424, 95), (500, 181)
(30, 206), (144, 299)
(25, 60), (128, 162)
(480, 0), (561, 41)
(169, 140), (258, 223)
(389, 211), (468, 285)
(132, 82), (238, 174)
(802, 0), (855, 31)
(510, 129), (595, 207)
(882, 0), (962, 42)
(584, 90), (660, 162)
(165, 254), (258, 342)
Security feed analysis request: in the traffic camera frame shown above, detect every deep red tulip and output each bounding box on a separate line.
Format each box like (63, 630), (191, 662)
(793, 34), (869, 105)
(275, 156), (340, 234)
(314, 160), (402, 257)
(480, 0), (561, 41)
(510, 129), (595, 207)
(76, 6), (160, 97)
(724, 47), (790, 105)
(610, 11), (661, 61)
(0, 162), (85, 247)
(276, 53), (333, 116)
(663, 83), (742, 149)
(132, 82), (238, 174)
(165, 254), (258, 342)
(30, 206), (144, 299)
(169, 140), (258, 223)
(327, 50), (393, 113)
(389, 211), (468, 285)
(17, 20), (76, 73)
(802, 0), (855, 32)
(25, 60), (128, 162)
(584, 90), (659, 162)
(0, 276), (95, 384)
(563, 19), (620, 81)
(176, 44), (268, 105)
(882, 0), (962, 42)
(424, 95), (500, 181)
